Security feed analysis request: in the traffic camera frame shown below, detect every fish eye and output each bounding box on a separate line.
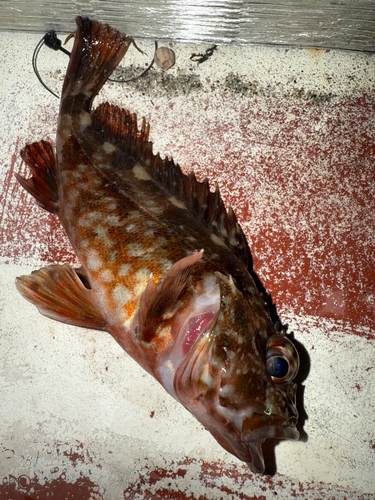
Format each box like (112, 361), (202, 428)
(265, 334), (299, 384)
(266, 356), (289, 379)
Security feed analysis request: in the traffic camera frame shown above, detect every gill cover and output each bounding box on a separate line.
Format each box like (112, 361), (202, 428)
(174, 272), (299, 473)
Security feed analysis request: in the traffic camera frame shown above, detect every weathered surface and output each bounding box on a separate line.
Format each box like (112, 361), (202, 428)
(0, 30), (374, 498)
(1, 0), (375, 51)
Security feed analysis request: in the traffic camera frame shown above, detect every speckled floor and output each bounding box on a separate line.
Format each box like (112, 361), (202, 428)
(0, 27), (374, 499)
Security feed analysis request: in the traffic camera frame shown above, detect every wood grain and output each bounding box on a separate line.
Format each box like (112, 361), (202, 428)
(1, 0), (374, 51)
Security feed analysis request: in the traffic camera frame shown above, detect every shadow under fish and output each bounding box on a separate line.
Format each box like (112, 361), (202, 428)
(15, 16), (301, 474)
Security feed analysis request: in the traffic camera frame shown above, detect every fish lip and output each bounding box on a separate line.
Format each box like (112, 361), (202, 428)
(247, 421), (300, 443)
(244, 421), (299, 474)
(246, 440), (266, 474)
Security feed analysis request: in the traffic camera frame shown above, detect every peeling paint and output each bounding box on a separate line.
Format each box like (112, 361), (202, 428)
(0, 29), (374, 500)
(0, 475), (102, 500)
(1, 449), (374, 499)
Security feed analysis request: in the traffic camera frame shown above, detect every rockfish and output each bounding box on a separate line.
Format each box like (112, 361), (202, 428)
(16, 17), (300, 473)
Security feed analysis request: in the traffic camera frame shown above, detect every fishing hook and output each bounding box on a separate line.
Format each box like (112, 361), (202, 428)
(32, 31), (64, 99)
(32, 30), (156, 99)
(108, 41), (157, 83)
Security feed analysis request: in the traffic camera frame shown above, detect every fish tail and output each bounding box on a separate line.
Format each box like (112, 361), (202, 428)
(61, 16), (132, 106)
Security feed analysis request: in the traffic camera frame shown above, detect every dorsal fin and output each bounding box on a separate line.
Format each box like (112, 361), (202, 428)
(92, 103), (251, 266)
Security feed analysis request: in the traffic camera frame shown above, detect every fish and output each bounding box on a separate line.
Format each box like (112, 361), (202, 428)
(15, 16), (300, 474)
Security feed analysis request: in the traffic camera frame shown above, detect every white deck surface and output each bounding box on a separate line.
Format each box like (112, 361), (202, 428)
(0, 29), (374, 499)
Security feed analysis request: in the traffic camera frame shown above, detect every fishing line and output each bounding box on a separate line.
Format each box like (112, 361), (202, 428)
(32, 30), (156, 99)
(32, 31), (63, 99)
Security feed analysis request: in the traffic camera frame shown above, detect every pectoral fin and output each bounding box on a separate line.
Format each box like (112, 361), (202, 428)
(136, 250), (204, 343)
(16, 264), (107, 331)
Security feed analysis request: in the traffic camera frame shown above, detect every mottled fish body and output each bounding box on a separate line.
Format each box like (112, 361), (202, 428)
(16, 17), (300, 473)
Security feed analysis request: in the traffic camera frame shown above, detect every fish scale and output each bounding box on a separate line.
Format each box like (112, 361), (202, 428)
(15, 16), (300, 473)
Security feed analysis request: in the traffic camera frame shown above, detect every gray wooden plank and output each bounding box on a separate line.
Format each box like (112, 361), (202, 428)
(0, 0), (374, 51)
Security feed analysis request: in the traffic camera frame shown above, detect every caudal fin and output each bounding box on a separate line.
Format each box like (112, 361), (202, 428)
(62, 16), (132, 103)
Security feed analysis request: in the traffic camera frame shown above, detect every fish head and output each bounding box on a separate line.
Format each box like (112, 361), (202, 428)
(174, 272), (299, 473)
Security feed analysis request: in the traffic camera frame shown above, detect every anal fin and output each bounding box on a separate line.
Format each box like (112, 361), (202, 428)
(16, 140), (59, 214)
(136, 250), (204, 343)
(16, 264), (107, 331)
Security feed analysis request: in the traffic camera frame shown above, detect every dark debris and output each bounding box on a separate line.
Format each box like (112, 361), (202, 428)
(110, 65), (337, 104)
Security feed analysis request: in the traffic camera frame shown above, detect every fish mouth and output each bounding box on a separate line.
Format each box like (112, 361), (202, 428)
(245, 421), (300, 474)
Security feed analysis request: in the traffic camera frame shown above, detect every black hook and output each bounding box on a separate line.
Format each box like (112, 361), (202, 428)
(32, 31), (65, 98)
(44, 30), (71, 56)
(32, 30), (156, 99)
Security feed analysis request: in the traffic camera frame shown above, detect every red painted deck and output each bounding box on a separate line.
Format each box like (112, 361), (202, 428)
(0, 32), (374, 499)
